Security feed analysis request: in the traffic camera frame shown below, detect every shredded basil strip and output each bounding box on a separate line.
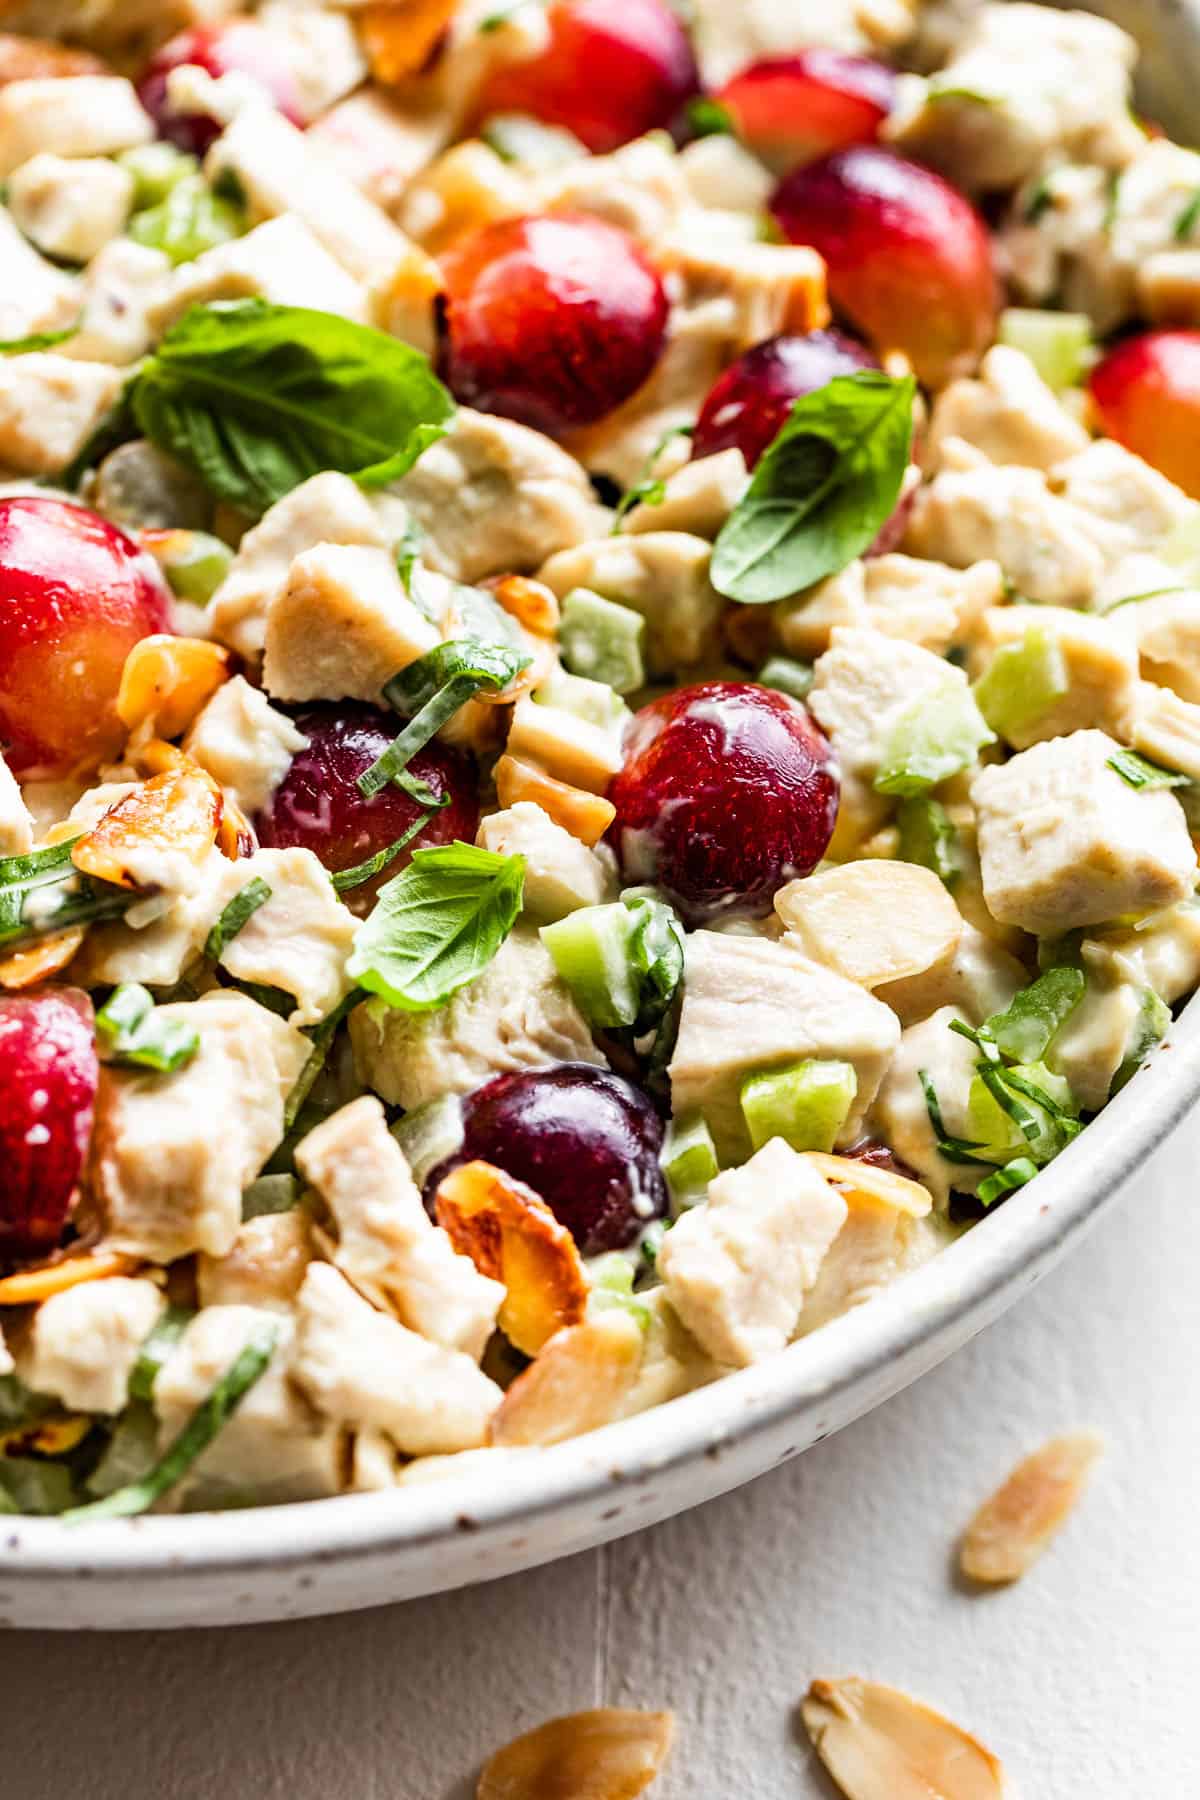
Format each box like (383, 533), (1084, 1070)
(981, 966), (1085, 1063)
(64, 1322), (278, 1522)
(128, 1305), (195, 1404)
(977, 1156), (1038, 1207)
(0, 840), (131, 949)
(331, 810), (434, 894)
(610, 423), (694, 533)
(204, 876), (273, 960)
(1107, 748), (1191, 790)
(1175, 187), (1200, 242)
(358, 638), (530, 800)
(95, 983), (200, 1073)
(0, 325), (79, 354)
(283, 990), (362, 1132)
(917, 1069), (992, 1165)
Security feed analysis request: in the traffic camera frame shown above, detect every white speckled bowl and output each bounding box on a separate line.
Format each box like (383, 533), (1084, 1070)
(5, 0), (1200, 1631)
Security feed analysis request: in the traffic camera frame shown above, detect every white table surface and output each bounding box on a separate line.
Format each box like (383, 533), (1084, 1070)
(5, 1119), (1196, 1799)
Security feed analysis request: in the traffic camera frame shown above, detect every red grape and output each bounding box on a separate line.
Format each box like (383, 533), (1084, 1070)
(0, 989), (98, 1260)
(438, 213), (669, 435)
(717, 51), (896, 172)
(691, 329), (879, 468)
(608, 682), (839, 923)
(0, 497), (173, 779)
(253, 704), (480, 915)
(771, 147), (997, 387)
(1090, 330), (1200, 499)
(425, 1065), (667, 1254)
(473, 0), (698, 154)
(137, 22), (304, 156)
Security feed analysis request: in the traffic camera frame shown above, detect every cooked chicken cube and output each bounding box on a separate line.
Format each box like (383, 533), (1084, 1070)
(87, 992), (310, 1263)
(296, 1097), (503, 1361)
(350, 925), (605, 1112)
(0, 207), (79, 343)
(870, 1005), (985, 1204)
(8, 152), (133, 264)
(1123, 588), (1200, 703)
(1045, 974), (1152, 1111)
(971, 729), (1197, 935)
(659, 1138), (848, 1366)
(0, 77), (152, 176)
(147, 214), (368, 335)
(23, 1277), (164, 1417)
(262, 543), (438, 705)
(61, 238), (170, 367)
(539, 533), (725, 675)
(808, 627), (969, 782)
(183, 675), (308, 816)
(1082, 902), (1200, 1006)
(291, 1263), (502, 1455)
(196, 1211), (313, 1313)
(0, 354), (123, 478)
(76, 845), (231, 989)
(975, 606), (1140, 747)
(923, 347), (1090, 473)
(477, 802), (611, 919)
(0, 750), (33, 855)
(668, 930), (901, 1163)
(1052, 440), (1193, 561)
(208, 848), (358, 1028)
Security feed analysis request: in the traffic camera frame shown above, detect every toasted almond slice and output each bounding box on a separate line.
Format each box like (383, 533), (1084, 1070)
(801, 1678), (1006, 1800)
(0, 926), (84, 990)
(435, 1159), (587, 1356)
(0, 32), (107, 83)
(0, 1249), (139, 1308)
(801, 1153), (933, 1219)
(130, 736), (190, 778)
(71, 764), (223, 891)
(959, 1431), (1104, 1585)
(487, 575), (562, 640)
(358, 0), (458, 84)
(478, 1708), (674, 1800)
(116, 634), (231, 741)
(494, 754), (616, 848)
(490, 1311), (643, 1447)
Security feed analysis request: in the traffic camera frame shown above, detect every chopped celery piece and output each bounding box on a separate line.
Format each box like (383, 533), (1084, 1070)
(972, 626), (1068, 739)
(982, 965), (1085, 1063)
(558, 587), (646, 695)
(1107, 748), (1189, 790)
(967, 1059), (1078, 1165)
(118, 142), (198, 209)
(242, 1172), (301, 1219)
(640, 1219), (667, 1271)
(534, 666), (630, 730)
(128, 174), (245, 267)
(1112, 986), (1171, 1094)
(588, 1253), (650, 1328)
(874, 680), (996, 797)
(977, 1155), (1038, 1207)
(997, 308), (1093, 392)
(481, 113), (586, 167)
(740, 1058), (857, 1154)
(540, 902), (640, 1029)
(756, 655), (814, 702)
(1159, 506), (1200, 581)
(661, 1110), (719, 1202)
(391, 1093), (466, 1186)
(156, 529), (233, 604)
(897, 795), (960, 886)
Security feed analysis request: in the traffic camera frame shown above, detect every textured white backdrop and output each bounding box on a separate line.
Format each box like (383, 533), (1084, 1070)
(2, 1122), (1195, 1798)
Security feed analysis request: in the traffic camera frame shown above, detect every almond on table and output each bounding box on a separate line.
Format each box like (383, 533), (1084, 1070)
(959, 1430), (1105, 1585)
(477, 1707), (674, 1800)
(801, 1677), (1007, 1800)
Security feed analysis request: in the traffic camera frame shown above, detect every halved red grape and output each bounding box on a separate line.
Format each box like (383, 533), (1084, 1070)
(0, 989), (98, 1260)
(717, 51), (896, 173)
(472, 0), (698, 154)
(137, 22), (304, 156)
(1089, 330), (1200, 499)
(608, 681), (839, 923)
(425, 1064), (666, 1254)
(438, 213), (669, 435)
(771, 146), (997, 387)
(0, 497), (174, 779)
(253, 703), (479, 914)
(691, 329), (879, 468)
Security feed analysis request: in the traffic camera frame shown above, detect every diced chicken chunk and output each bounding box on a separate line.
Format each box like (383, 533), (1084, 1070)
(209, 470), (391, 662)
(208, 848), (357, 1027)
(196, 1210), (313, 1312)
(539, 533), (724, 675)
(183, 674), (307, 815)
(870, 1005), (985, 1204)
(1121, 681), (1200, 784)
(0, 207), (79, 343)
(0, 355), (123, 478)
(87, 992), (310, 1263)
(664, 231), (829, 356)
(971, 729), (1197, 935)
(668, 930), (901, 1164)
(0, 751), (33, 855)
(61, 238), (170, 367)
(924, 347), (1090, 474)
(350, 925), (605, 1111)
(0, 77), (152, 176)
(307, 87), (451, 215)
(611, 1287), (722, 1421)
(975, 606), (1139, 747)
(659, 1138), (848, 1366)
(1083, 902), (1200, 1006)
(477, 802), (611, 920)
(147, 214), (368, 335)
(255, 0), (367, 122)
(1045, 974), (1150, 1112)
(291, 1263), (502, 1455)
(533, 134), (685, 243)
(776, 554), (1001, 661)
(775, 860), (963, 990)
(75, 844), (230, 989)
(23, 1277), (164, 1416)
(156, 1305), (343, 1507)
(689, 0), (918, 85)
(262, 542), (438, 705)
(1052, 439), (1193, 561)
(1124, 588), (1200, 703)
(809, 627), (968, 785)
(395, 407), (607, 584)
(624, 448), (749, 540)
(8, 152), (133, 263)
(296, 1097), (503, 1360)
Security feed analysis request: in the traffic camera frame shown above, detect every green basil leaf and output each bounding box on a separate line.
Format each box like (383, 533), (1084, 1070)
(347, 841), (524, 1012)
(331, 810), (434, 894)
(1175, 187), (1200, 242)
(686, 96), (735, 138)
(0, 325), (79, 354)
(710, 371), (915, 603)
(128, 1305), (195, 1403)
(95, 983), (200, 1073)
(917, 1068), (992, 1166)
(977, 1155), (1038, 1207)
(0, 840), (132, 949)
(623, 894), (684, 1037)
(283, 989), (363, 1133)
(358, 638), (531, 800)
(982, 966), (1085, 1063)
(204, 875), (273, 960)
(130, 299), (456, 515)
(1107, 748), (1191, 789)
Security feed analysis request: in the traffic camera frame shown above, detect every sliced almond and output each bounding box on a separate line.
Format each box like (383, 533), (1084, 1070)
(487, 575), (562, 641)
(116, 634), (231, 742)
(775, 860), (962, 991)
(435, 1159), (587, 1356)
(489, 1310), (643, 1447)
(478, 1708), (674, 1800)
(959, 1431), (1104, 1585)
(494, 754), (616, 848)
(801, 1153), (933, 1219)
(0, 926), (84, 990)
(71, 764), (223, 891)
(129, 736), (190, 778)
(801, 1678), (1006, 1800)
(358, 0), (458, 84)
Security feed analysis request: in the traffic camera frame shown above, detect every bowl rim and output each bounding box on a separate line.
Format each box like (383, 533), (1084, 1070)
(5, 986), (1199, 1585)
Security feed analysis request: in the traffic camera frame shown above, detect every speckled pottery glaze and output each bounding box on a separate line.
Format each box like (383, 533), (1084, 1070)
(4, 0), (1200, 1630)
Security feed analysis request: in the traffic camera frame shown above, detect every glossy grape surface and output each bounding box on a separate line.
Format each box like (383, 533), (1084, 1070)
(0, 989), (98, 1260)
